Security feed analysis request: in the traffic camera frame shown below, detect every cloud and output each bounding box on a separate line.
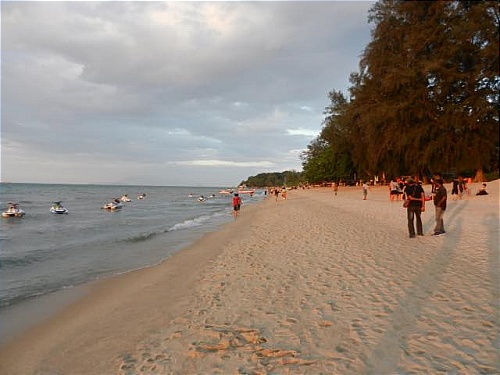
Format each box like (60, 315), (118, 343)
(1, 1), (374, 186)
(171, 159), (274, 168)
(287, 128), (319, 137)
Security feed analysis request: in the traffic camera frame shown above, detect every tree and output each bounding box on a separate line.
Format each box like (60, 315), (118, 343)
(359, 0), (499, 178)
(239, 171), (303, 187)
(300, 137), (333, 183)
(302, 1), (498, 184)
(320, 90), (357, 180)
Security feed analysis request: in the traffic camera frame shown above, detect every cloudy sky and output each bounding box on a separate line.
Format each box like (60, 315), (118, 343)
(2, 1), (374, 187)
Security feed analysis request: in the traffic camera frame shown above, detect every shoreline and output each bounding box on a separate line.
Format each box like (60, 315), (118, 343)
(0, 196), (268, 374)
(0, 282), (91, 346)
(0, 182), (498, 374)
(0, 190), (264, 345)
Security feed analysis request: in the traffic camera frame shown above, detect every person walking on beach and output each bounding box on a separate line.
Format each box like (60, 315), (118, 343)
(458, 176), (466, 199)
(232, 193), (242, 219)
(432, 178), (447, 236)
(403, 178), (425, 238)
(333, 182), (338, 196)
(389, 179), (399, 201)
(362, 182), (368, 200)
(451, 178), (459, 200)
(281, 187), (287, 200)
(274, 188), (279, 202)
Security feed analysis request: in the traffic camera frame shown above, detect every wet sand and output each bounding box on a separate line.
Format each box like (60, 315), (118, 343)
(0, 181), (498, 374)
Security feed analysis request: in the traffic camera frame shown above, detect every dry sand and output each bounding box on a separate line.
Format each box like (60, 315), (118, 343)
(0, 180), (498, 375)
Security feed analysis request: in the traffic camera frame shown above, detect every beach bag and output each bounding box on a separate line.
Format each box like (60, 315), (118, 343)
(403, 199), (410, 208)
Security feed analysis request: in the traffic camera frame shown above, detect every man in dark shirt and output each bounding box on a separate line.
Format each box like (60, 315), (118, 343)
(432, 179), (447, 236)
(403, 179), (425, 238)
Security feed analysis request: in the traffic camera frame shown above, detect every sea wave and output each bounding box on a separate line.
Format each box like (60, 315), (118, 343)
(169, 211), (227, 231)
(0, 252), (51, 269)
(120, 210), (229, 244)
(0, 281), (78, 308)
(122, 229), (169, 243)
(0, 257), (33, 269)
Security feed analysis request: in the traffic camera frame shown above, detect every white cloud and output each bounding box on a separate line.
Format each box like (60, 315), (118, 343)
(286, 128), (319, 137)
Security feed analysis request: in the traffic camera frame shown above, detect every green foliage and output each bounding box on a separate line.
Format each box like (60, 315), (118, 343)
(485, 170), (500, 182)
(300, 92), (357, 183)
(240, 170), (303, 187)
(300, 0), (499, 183)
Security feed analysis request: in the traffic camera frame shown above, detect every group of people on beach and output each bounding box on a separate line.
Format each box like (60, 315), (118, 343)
(448, 176), (489, 199)
(232, 186), (293, 218)
(402, 174), (489, 238)
(401, 177), (447, 238)
(268, 187), (287, 202)
(389, 179), (405, 201)
(450, 176), (470, 200)
(334, 175), (490, 239)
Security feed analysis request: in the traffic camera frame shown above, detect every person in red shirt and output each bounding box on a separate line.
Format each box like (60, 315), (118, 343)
(232, 193), (242, 219)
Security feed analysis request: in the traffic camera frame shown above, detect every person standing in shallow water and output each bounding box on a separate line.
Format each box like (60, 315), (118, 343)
(432, 178), (447, 236)
(403, 179), (425, 238)
(232, 193), (242, 219)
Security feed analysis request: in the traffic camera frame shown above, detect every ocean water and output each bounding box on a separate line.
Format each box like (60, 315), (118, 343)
(0, 183), (265, 311)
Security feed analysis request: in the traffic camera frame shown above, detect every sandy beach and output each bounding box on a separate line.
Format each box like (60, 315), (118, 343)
(0, 180), (498, 374)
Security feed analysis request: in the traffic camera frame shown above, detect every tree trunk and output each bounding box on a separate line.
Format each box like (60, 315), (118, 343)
(473, 169), (485, 182)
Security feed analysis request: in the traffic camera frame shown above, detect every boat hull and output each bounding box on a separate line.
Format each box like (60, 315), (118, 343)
(2, 211), (25, 218)
(50, 208), (68, 214)
(102, 203), (123, 211)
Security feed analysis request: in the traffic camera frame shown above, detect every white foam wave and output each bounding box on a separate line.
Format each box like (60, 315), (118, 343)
(169, 211), (227, 231)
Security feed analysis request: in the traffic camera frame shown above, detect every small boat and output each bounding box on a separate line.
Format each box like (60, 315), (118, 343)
(50, 201), (69, 214)
(137, 193), (147, 200)
(198, 195), (206, 202)
(2, 203), (25, 218)
(120, 194), (132, 202)
(101, 199), (123, 211)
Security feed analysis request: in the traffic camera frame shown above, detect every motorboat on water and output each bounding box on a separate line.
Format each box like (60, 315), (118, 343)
(120, 194), (132, 202)
(2, 203), (25, 218)
(50, 201), (69, 214)
(137, 193), (147, 200)
(198, 195), (206, 202)
(101, 199), (123, 211)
